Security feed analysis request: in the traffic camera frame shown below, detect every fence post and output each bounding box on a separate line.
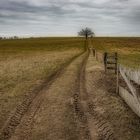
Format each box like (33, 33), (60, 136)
(116, 64), (119, 94)
(95, 49), (97, 60)
(95, 52), (97, 61)
(92, 49), (96, 57)
(104, 52), (107, 73)
(115, 52), (118, 74)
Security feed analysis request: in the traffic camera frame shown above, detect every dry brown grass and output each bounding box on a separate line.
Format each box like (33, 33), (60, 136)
(0, 37), (85, 129)
(92, 37), (140, 68)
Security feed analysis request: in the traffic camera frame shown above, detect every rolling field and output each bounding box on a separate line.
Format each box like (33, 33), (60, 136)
(92, 37), (140, 68)
(0, 37), (85, 130)
(0, 37), (140, 140)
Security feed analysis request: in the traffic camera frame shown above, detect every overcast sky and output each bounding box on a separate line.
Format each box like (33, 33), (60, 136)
(0, 0), (140, 37)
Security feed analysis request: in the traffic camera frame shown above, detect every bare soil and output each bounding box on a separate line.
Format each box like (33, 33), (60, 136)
(84, 49), (140, 140)
(1, 52), (90, 140)
(1, 46), (140, 140)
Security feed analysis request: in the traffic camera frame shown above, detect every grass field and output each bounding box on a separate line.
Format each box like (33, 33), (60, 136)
(0, 37), (140, 133)
(0, 37), (85, 129)
(92, 37), (140, 68)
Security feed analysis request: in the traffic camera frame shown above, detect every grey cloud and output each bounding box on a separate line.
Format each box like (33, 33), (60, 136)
(0, 0), (140, 36)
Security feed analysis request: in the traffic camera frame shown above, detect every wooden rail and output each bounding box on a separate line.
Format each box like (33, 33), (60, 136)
(104, 52), (118, 74)
(90, 40), (140, 117)
(118, 65), (140, 117)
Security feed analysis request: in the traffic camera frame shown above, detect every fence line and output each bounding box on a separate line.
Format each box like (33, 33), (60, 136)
(90, 44), (140, 117)
(119, 65), (140, 117)
(119, 65), (138, 98)
(119, 86), (140, 117)
(120, 66), (140, 85)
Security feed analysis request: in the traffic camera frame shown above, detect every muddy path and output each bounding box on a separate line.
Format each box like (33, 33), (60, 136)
(1, 42), (140, 140)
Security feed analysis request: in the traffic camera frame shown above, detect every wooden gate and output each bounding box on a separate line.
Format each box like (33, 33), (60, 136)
(104, 52), (118, 74)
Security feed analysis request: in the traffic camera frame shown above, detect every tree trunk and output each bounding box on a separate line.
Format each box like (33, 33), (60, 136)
(86, 34), (88, 40)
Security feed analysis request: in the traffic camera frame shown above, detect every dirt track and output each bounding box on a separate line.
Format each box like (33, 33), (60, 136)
(1, 43), (140, 140)
(2, 51), (90, 140)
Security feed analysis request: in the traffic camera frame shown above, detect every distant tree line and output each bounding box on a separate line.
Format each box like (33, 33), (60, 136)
(0, 36), (19, 40)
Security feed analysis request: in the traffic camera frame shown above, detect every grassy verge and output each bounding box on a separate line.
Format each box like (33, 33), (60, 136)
(92, 37), (140, 68)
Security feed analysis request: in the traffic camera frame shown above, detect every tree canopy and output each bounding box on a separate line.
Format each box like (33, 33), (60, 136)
(78, 27), (95, 39)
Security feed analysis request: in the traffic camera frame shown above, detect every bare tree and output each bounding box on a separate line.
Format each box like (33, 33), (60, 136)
(78, 27), (95, 39)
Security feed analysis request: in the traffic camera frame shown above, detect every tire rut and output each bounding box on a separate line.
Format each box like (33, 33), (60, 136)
(86, 40), (140, 139)
(73, 50), (91, 140)
(0, 52), (85, 140)
(88, 101), (115, 140)
(82, 47), (116, 140)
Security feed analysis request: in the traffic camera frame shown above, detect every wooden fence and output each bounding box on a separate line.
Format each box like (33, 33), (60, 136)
(119, 65), (140, 117)
(90, 47), (140, 117)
